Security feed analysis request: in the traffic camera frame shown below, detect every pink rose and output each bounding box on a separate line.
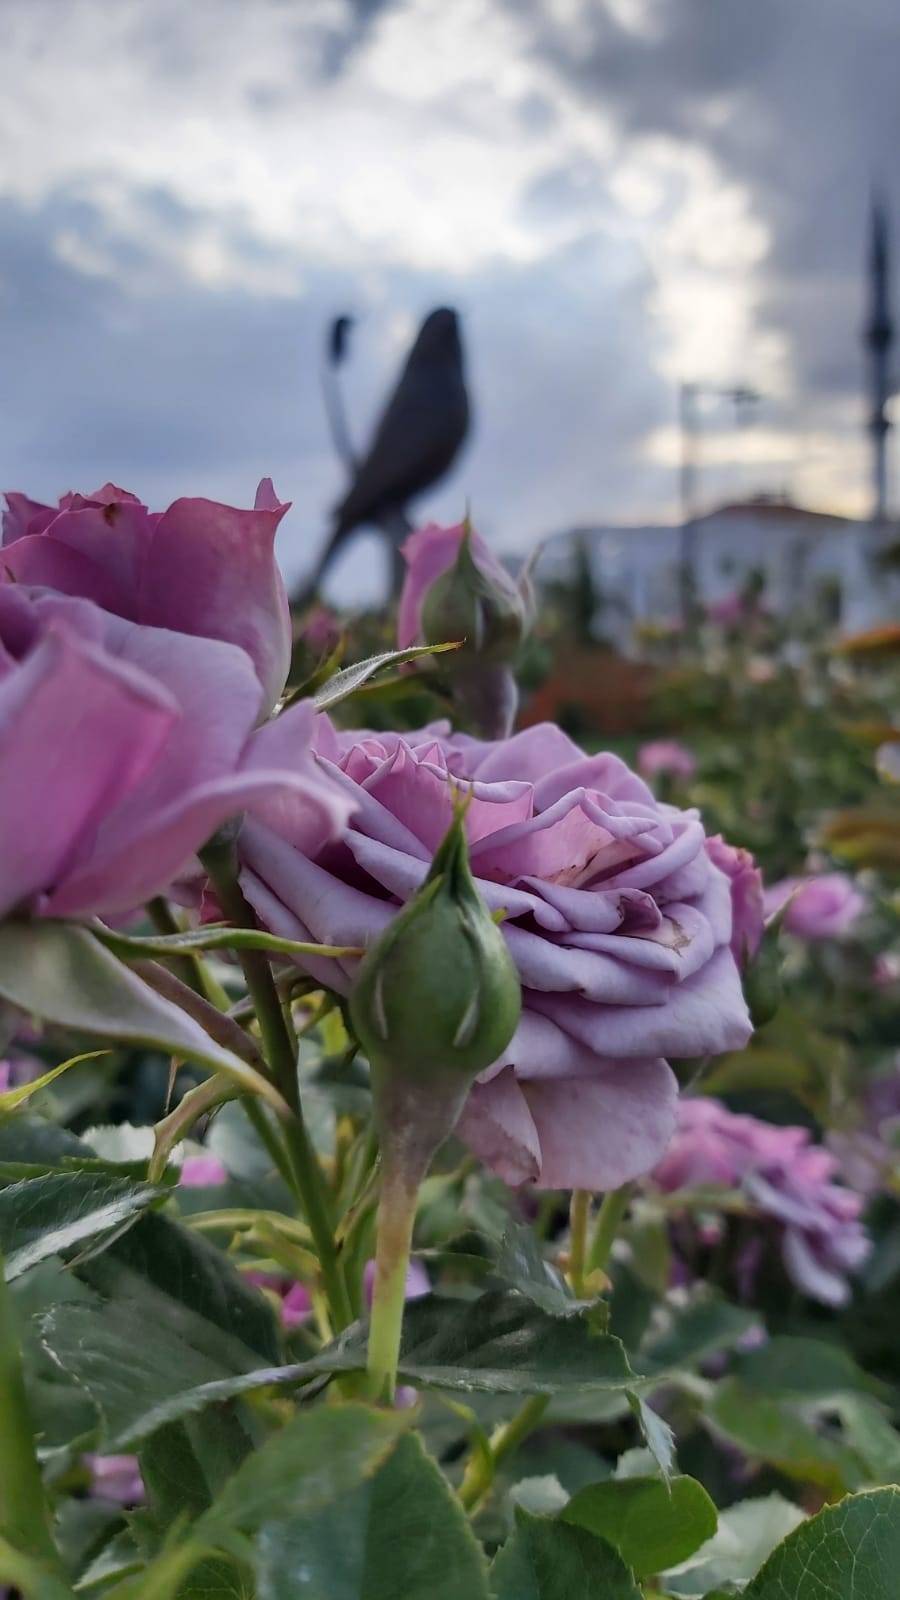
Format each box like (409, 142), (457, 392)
(705, 835), (765, 966)
(239, 720), (752, 1191)
(654, 1098), (869, 1306)
(765, 873), (866, 940)
(2, 479), (291, 712)
(637, 740), (697, 784)
(0, 587), (352, 921)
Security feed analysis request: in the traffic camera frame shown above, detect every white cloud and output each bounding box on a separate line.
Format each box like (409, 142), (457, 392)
(0, 0), (895, 590)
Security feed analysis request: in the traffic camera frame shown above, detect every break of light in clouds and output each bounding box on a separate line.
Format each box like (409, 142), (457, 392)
(1, 0), (897, 600)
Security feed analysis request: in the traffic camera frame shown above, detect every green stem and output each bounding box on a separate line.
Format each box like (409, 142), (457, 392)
(0, 1257), (59, 1567)
(147, 897), (219, 1003)
(366, 1164), (419, 1404)
(201, 841), (352, 1331)
(241, 1096), (300, 1196)
(365, 1062), (470, 1404)
(586, 1184), (633, 1277)
(568, 1189), (590, 1296)
(458, 1395), (550, 1513)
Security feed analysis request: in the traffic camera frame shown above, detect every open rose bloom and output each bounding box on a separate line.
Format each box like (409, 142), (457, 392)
(240, 720), (754, 1191)
(2, 480), (291, 711)
(0, 578), (350, 921)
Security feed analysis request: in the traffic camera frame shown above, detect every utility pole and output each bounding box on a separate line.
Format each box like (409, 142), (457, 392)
(677, 381), (761, 624)
(678, 382), (699, 624)
(865, 195), (894, 522)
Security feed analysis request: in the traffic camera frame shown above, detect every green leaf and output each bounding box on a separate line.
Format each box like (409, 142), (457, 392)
(91, 921), (361, 962)
(743, 1487), (900, 1599)
(0, 1051), (108, 1113)
(0, 1171), (163, 1280)
(176, 1555), (253, 1600)
(492, 1220), (585, 1317)
(0, 1116), (91, 1166)
(627, 1392), (676, 1483)
(256, 1431), (489, 1600)
(0, 922), (286, 1113)
(198, 1403), (408, 1539)
(562, 1475), (717, 1579)
(662, 1495), (806, 1598)
(325, 1292), (639, 1397)
(638, 1290), (758, 1375)
(734, 1336), (882, 1401)
(491, 1511), (641, 1600)
(141, 1411), (256, 1525)
(310, 642), (459, 711)
(0, 1532), (78, 1600)
(40, 1210), (281, 1448)
(706, 1378), (860, 1493)
(42, 1290), (639, 1445)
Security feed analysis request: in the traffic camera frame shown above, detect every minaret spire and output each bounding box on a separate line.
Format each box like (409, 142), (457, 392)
(865, 193), (894, 521)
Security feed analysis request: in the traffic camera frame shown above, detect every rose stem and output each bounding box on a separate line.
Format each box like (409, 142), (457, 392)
(458, 1396), (551, 1514)
(146, 895), (219, 1000)
(568, 1189), (591, 1296)
(366, 1066), (469, 1405)
(586, 1183), (633, 1277)
(201, 841), (352, 1331)
(366, 1161), (419, 1404)
(0, 1255), (59, 1569)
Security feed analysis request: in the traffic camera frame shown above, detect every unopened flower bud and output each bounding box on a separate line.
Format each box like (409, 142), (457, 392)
(743, 912), (785, 1029)
(420, 521), (527, 668)
(349, 804), (521, 1085)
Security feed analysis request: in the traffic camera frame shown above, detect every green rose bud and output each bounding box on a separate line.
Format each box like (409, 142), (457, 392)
(743, 912), (785, 1029)
(420, 520), (527, 667)
(349, 802), (521, 1084)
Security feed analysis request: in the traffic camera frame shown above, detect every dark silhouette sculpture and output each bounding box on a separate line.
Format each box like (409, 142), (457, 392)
(296, 306), (470, 603)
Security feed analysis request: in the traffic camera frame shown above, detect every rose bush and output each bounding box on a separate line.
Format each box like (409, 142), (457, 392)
(239, 718), (753, 1190)
(2, 480), (291, 711)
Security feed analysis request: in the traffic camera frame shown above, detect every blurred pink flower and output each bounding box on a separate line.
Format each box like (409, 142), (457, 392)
(637, 740), (697, 783)
(829, 1062), (900, 1196)
(873, 952), (900, 988)
(298, 604), (342, 659)
(247, 1259), (430, 1328)
(3, 480), (291, 711)
(765, 872), (866, 940)
(240, 719), (752, 1191)
(654, 1097), (870, 1306)
(84, 1453), (144, 1506)
(0, 588), (353, 921)
(179, 1153), (229, 1187)
(706, 592), (748, 626)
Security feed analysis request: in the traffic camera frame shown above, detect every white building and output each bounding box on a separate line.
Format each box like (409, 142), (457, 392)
(537, 499), (900, 647)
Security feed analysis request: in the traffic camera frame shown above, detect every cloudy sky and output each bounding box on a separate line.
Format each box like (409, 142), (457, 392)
(1, 0), (898, 599)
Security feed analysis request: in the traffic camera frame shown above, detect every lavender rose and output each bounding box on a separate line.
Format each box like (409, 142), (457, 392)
(653, 1097), (870, 1306)
(2, 479), (291, 711)
(0, 587), (351, 921)
(239, 720), (752, 1191)
(765, 872), (866, 940)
